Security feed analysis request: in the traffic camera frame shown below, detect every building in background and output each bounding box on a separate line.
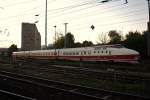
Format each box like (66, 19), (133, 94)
(21, 23), (41, 51)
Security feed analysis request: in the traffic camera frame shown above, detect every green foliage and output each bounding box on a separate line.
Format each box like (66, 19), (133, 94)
(82, 40), (93, 47)
(55, 34), (64, 49)
(74, 42), (82, 47)
(124, 31), (147, 58)
(66, 32), (75, 48)
(0, 51), (5, 57)
(51, 29), (148, 58)
(7, 44), (18, 57)
(108, 30), (122, 44)
(54, 32), (75, 48)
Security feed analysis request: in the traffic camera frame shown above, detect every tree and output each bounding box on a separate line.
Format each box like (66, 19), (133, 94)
(74, 42), (82, 47)
(97, 32), (108, 44)
(108, 30), (121, 44)
(47, 44), (53, 49)
(65, 32), (75, 48)
(82, 40), (93, 47)
(7, 44), (18, 57)
(55, 33), (64, 49)
(124, 31), (147, 58)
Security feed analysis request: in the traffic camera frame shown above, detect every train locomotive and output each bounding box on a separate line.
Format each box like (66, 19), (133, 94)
(12, 44), (139, 63)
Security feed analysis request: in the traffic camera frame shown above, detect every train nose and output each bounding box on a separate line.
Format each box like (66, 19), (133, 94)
(134, 51), (139, 55)
(129, 49), (139, 55)
(131, 50), (140, 60)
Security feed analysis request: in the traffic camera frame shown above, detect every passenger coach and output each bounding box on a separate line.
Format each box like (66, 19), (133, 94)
(12, 44), (139, 63)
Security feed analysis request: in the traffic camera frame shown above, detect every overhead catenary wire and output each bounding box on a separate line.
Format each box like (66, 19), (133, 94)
(48, 5), (147, 26)
(70, 21), (147, 37)
(65, 9), (148, 28)
(70, 17), (147, 29)
(47, 1), (145, 19)
(4, 0), (142, 22)
(0, 0), (121, 21)
(0, 2), (148, 30)
(0, 0), (148, 46)
(1, 5), (147, 33)
(0, 0), (145, 21)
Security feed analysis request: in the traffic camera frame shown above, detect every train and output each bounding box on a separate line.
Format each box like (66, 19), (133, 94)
(12, 44), (140, 63)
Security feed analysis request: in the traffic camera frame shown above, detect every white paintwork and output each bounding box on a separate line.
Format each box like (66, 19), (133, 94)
(13, 44), (139, 62)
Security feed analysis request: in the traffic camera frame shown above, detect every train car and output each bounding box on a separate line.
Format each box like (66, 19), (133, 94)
(12, 44), (140, 63)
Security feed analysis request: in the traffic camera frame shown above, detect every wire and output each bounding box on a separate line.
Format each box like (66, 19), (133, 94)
(0, 0), (144, 22)
(47, 1), (145, 19)
(2, 0), (37, 8)
(70, 21), (147, 36)
(50, 6), (147, 25)
(66, 9), (147, 27)
(47, 0), (122, 16)
(70, 18), (147, 30)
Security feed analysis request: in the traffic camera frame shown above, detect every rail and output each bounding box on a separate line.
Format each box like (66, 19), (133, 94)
(0, 70), (149, 100)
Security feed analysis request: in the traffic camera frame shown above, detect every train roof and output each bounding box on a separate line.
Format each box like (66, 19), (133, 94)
(94, 44), (124, 48)
(13, 44), (124, 53)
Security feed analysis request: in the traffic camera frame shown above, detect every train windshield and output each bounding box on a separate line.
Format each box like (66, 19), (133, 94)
(94, 44), (124, 50)
(110, 44), (124, 48)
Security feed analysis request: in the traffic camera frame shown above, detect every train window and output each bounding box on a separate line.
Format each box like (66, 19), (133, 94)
(94, 51), (96, 53)
(76, 52), (79, 55)
(88, 51), (91, 54)
(84, 51), (86, 55)
(81, 52), (83, 55)
(103, 47), (107, 50)
(98, 51), (99, 53)
(109, 51), (111, 55)
(106, 51), (108, 53)
(102, 51), (103, 53)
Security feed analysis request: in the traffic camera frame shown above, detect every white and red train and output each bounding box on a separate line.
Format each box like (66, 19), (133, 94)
(12, 44), (140, 63)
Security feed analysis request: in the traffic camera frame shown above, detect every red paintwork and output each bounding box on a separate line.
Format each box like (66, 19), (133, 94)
(15, 54), (138, 62)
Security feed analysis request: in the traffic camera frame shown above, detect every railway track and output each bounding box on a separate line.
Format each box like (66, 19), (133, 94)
(51, 64), (150, 84)
(20, 63), (150, 84)
(0, 89), (35, 100)
(0, 70), (149, 100)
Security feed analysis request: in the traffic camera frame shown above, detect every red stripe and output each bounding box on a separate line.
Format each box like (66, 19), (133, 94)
(15, 54), (138, 61)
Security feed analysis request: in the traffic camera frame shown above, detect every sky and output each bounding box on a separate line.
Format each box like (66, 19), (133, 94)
(0, 0), (148, 48)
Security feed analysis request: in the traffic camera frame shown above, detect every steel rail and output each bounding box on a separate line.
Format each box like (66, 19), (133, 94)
(0, 89), (35, 100)
(0, 70), (149, 100)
